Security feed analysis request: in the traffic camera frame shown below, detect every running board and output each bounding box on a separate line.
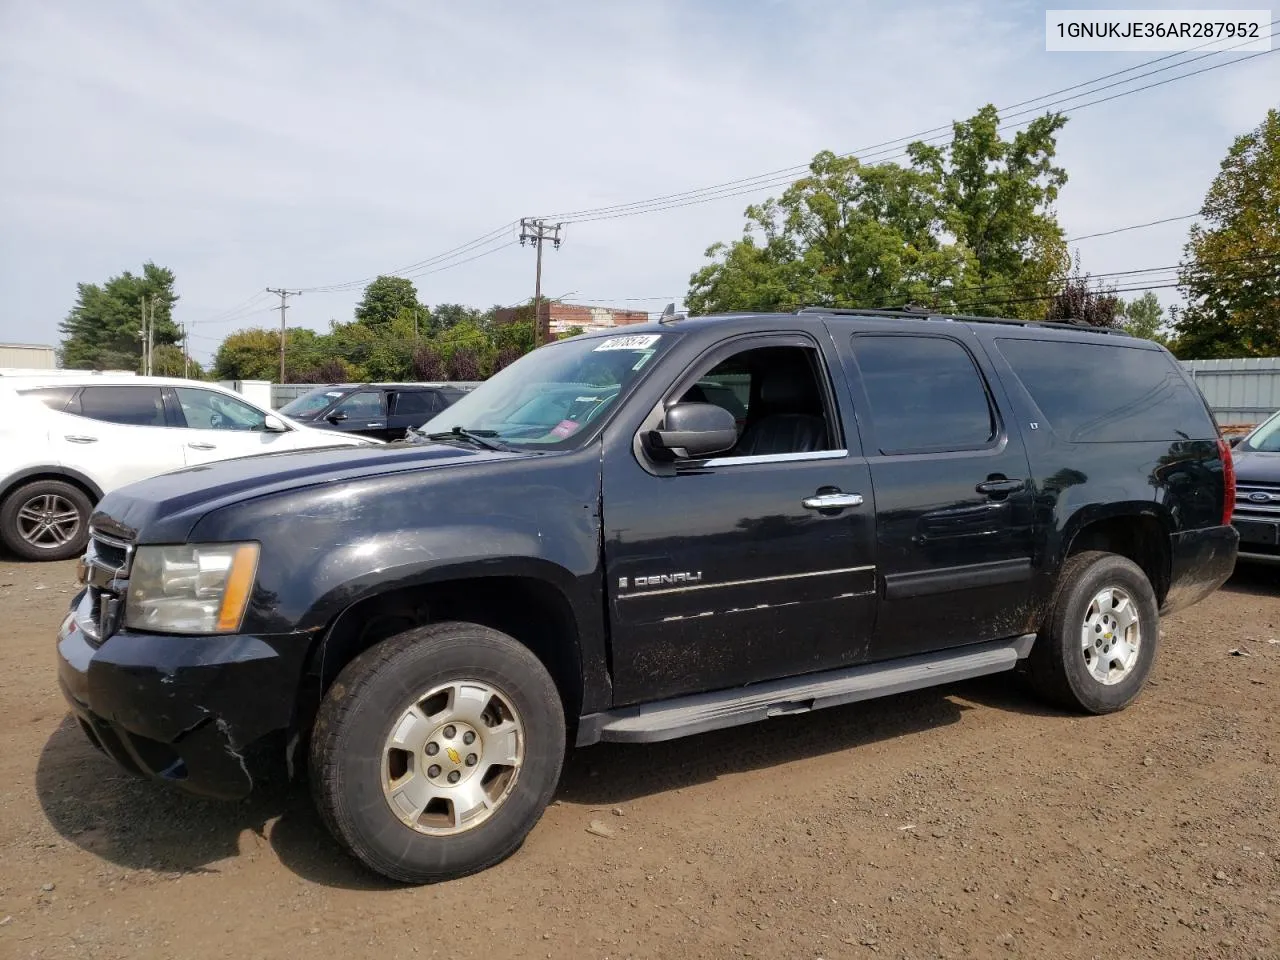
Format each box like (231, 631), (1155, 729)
(576, 634), (1036, 746)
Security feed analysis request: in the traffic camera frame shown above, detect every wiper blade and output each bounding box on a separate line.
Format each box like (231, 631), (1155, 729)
(425, 426), (512, 452)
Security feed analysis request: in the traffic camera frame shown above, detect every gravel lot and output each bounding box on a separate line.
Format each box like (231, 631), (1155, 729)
(1, 557), (1277, 960)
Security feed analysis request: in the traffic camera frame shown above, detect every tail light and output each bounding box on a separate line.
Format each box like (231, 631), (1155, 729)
(1218, 436), (1236, 525)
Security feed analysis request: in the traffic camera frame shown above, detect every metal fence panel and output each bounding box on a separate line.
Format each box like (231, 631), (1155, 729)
(1180, 358), (1280, 427)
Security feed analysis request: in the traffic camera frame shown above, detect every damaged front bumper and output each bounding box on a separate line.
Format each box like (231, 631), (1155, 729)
(56, 599), (315, 800)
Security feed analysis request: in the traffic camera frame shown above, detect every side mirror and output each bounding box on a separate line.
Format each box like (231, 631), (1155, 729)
(1228, 435), (1244, 448)
(263, 414), (287, 433)
(645, 402), (737, 461)
(327, 411), (348, 423)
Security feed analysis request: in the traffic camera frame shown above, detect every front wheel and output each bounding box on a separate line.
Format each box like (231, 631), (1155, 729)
(309, 621), (565, 883)
(1027, 550), (1159, 714)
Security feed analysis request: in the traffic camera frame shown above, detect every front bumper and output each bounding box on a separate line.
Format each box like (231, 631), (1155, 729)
(56, 600), (315, 800)
(1161, 524), (1240, 615)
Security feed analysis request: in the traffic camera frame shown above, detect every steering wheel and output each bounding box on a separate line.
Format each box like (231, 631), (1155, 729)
(209, 411), (224, 429)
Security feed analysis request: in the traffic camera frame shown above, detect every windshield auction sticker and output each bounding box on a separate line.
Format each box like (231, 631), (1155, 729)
(594, 334), (661, 351)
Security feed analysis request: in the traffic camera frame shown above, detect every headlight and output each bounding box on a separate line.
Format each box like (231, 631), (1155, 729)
(124, 543), (260, 634)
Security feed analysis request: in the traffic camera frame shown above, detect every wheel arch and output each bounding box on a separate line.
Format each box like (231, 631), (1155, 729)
(0, 466), (104, 507)
(1059, 504), (1173, 604)
(303, 561), (596, 736)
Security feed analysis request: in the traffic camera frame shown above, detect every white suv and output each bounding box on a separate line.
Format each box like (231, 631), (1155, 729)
(0, 375), (380, 561)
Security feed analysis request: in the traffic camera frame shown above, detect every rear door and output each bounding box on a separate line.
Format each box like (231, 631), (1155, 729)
(323, 389), (388, 437)
(387, 389), (440, 439)
(835, 324), (1037, 661)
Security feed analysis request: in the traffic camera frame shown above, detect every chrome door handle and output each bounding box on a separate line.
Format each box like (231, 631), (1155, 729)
(187, 442), (216, 451)
(64, 435), (98, 444)
(802, 492), (864, 510)
(366, 422), (383, 428)
(975, 478), (1025, 495)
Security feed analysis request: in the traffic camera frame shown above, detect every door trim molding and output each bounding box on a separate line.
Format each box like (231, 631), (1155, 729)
(882, 557), (1033, 600)
(618, 564), (876, 598)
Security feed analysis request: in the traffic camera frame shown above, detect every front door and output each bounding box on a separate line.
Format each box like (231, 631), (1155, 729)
(837, 327), (1037, 661)
(324, 390), (388, 438)
(602, 332), (877, 706)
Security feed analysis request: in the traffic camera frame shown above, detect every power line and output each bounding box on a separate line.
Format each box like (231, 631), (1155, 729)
(545, 35), (1277, 225)
(1066, 213), (1199, 242)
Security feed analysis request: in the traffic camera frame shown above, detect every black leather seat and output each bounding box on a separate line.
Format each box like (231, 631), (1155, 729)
(734, 367), (827, 457)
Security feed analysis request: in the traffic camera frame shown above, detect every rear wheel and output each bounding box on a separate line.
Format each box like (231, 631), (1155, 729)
(1027, 550), (1159, 714)
(0, 479), (92, 562)
(310, 621), (565, 883)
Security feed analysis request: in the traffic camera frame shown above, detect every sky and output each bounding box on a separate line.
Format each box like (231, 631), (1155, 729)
(1, 0), (1276, 366)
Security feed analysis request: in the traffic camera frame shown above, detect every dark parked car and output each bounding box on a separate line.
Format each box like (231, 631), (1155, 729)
(278, 382), (474, 441)
(1225, 408), (1280, 563)
(57, 308), (1238, 884)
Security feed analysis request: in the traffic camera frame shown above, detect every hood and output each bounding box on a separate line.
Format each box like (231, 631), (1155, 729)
(90, 441), (531, 544)
(1231, 447), (1280, 485)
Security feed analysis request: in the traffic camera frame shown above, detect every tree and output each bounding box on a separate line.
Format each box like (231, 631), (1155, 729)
(431, 303), (485, 335)
(150, 344), (204, 379)
(447, 346), (483, 381)
(213, 327), (321, 381)
(211, 328), (284, 381)
(1172, 109), (1280, 358)
(1119, 291), (1167, 343)
(354, 276), (422, 331)
(686, 106), (1068, 319)
(60, 262), (180, 370)
(412, 345), (446, 380)
(1045, 254), (1122, 328)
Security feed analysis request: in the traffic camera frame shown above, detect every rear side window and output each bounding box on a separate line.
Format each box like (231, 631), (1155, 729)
(78, 386), (166, 427)
(851, 335), (996, 454)
(391, 391), (438, 417)
(995, 338), (1214, 442)
(17, 386), (78, 412)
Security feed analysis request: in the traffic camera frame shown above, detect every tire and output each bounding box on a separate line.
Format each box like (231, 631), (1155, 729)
(0, 479), (93, 562)
(1027, 550), (1160, 714)
(310, 621), (566, 884)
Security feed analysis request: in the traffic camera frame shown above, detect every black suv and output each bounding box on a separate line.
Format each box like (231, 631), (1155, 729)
(278, 382), (473, 441)
(57, 309), (1238, 884)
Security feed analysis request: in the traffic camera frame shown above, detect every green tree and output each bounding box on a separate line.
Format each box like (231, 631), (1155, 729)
(1173, 108), (1280, 358)
(1119, 291), (1167, 343)
(212, 327), (320, 381)
(354, 276), (422, 331)
(211, 328), (282, 380)
(59, 262), (180, 370)
(686, 106), (1068, 319)
(431, 303), (485, 335)
(150, 344), (204, 379)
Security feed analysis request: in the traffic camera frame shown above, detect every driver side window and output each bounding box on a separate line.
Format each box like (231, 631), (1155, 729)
(676, 344), (837, 458)
(174, 388), (267, 431)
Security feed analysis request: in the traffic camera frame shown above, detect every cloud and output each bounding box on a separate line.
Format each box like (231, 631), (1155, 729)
(1, 0), (1275, 361)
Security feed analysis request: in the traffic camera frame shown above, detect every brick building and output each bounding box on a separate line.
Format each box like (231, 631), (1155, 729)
(493, 301), (650, 341)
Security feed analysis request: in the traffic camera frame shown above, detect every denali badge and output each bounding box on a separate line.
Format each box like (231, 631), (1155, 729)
(618, 571), (704, 590)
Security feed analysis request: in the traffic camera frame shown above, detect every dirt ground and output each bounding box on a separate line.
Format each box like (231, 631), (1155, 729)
(0, 558), (1277, 960)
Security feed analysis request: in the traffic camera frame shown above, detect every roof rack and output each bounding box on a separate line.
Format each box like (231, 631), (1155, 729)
(795, 306), (1132, 336)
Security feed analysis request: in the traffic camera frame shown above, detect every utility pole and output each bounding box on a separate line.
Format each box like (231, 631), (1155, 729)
(182, 322), (190, 378)
(146, 297), (155, 376)
(139, 296), (149, 375)
(266, 288), (301, 383)
(519, 218), (563, 347)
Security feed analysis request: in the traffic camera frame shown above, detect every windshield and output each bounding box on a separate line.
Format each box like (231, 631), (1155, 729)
(1240, 409), (1280, 453)
(418, 332), (670, 447)
(279, 387), (346, 417)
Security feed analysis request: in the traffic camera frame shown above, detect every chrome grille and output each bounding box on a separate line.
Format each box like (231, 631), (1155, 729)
(1235, 481), (1280, 518)
(78, 527), (136, 645)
